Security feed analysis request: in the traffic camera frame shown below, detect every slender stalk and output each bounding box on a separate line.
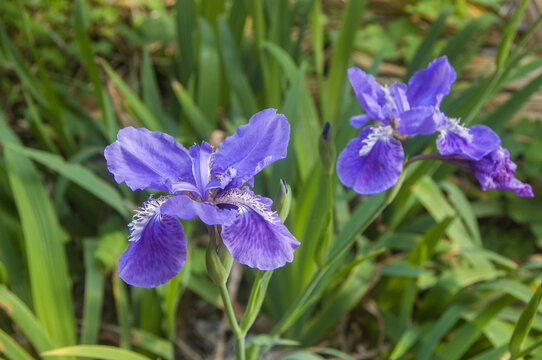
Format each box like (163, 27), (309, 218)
(219, 284), (245, 360)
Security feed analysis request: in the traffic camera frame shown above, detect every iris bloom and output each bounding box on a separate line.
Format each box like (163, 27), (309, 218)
(337, 56), (456, 194)
(436, 117), (533, 197)
(105, 109), (300, 288)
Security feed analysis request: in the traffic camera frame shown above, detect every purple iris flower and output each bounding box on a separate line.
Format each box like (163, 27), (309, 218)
(104, 108), (300, 288)
(337, 56), (457, 194)
(436, 117), (534, 197)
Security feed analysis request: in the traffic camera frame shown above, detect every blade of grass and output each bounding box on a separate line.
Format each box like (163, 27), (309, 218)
(101, 60), (162, 131)
(0, 114), (76, 347)
(80, 240), (105, 345)
(325, 0), (366, 124)
(197, 19), (221, 126)
(8, 145), (129, 219)
(438, 295), (514, 360)
(130, 328), (173, 360)
(228, 0), (248, 45)
(418, 304), (467, 360)
(404, 10), (449, 80)
(218, 16), (257, 117)
(171, 80), (213, 139)
(510, 282), (542, 359)
(73, 0), (116, 141)
(0, 285), (55, 352)
(175, 0), (196, 85)
(496, 0), (529, 70)
(113, 274), (132, 349)
(42, 345), (151, 360)
(0, 329), (35, 360)
(141, 50), (165, 123)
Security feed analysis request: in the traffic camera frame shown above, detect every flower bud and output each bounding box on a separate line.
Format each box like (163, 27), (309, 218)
(319, 122), (336, 175)
(205, 227), (232, 286)
(272, 179), (292, 221)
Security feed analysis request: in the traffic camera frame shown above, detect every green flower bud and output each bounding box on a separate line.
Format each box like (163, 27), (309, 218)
(206, 241), (229, 286)
(272, 179), (292, 221)
(319, 122), (336, 176)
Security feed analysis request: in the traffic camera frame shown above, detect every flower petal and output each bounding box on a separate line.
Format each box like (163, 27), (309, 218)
(437, 121), (501, 160)
(188, 141), (213, 199)
(406, 56), (456, 108)
(396, 107), (440, 136)
(348, 67), (390, 124)
(215, 188), (299, 270)
(212, 109), (290, 189)
(161, 194), (236, 225)
(388, 83), (410, 113)
(337, 126), (404, 195)
(104, 127), (194, 192)
(118, 196), (187, 288)
(470, 147), (534, 197)
(350, 114), (372, 128)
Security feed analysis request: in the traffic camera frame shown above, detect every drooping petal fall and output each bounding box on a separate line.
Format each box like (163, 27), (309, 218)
(337, 126), (404, 195)
(104, 127), (194, 192)
(406, 56), (457, 108)
(437, 120), (501, 160)
(470, 147), (534, 197)
(118, 196), (187, 288)
(215, 188), (300, 270)
(212, 108), (290, 189)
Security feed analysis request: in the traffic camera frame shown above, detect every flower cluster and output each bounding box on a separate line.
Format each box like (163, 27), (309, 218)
(105, 109), (299, 288)
(337, 56), (534, 197)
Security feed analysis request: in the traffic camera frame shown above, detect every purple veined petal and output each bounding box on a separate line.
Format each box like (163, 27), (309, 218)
(188, 141), (213, 199)
(215, 188), (300, 270)
(337, 126), (404, 195)
(437, 119), (501, 160)
(118, 196), (187, 288)
(406, 56), (457, 108)
(470, 147), (534, 197)
(396, 107), (440, 136)
(347, 67), (390, 125)
(388, 83), (410, 113)
(211, 108), (290, 189)
(161, 193), (236, 226)
(104, 127), (194, 192)
(350, 114), (372, 128)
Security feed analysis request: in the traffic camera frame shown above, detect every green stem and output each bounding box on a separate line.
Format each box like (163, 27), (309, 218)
(219, 284), (245, 360)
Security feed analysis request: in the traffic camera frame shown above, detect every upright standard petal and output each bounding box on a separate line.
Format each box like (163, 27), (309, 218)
(348, 67), (390, 124)
(396, 107), (439, 136)
(118, 196), (187, 288)
(105, 127), (194, 192)
(406, 56), (456, 108)
(188, 142), (213, 199)
(215, 188), (300, 270)
(437, 119), (501, 160)
(161, 194), (236, 226)
(212, 109), (290, 189)
(337, 126), (404, 195)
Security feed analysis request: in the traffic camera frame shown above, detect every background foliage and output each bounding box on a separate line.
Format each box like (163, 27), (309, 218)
(0, 0), (542, 359)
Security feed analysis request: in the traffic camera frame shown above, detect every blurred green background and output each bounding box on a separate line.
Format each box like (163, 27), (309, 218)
(1, 0), (542, 359)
